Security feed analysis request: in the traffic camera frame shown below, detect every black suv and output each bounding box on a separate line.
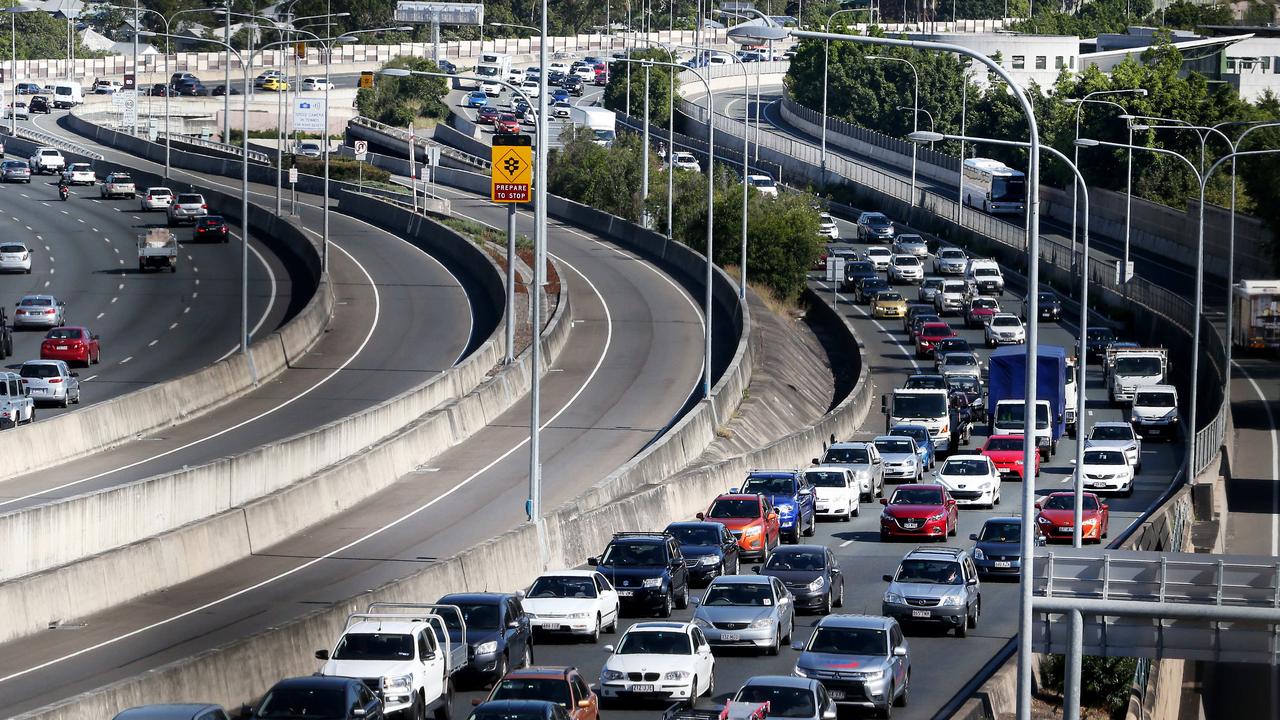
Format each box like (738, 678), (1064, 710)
(27, 96), (49, 114)
(589, 531), (690, 617)
(1023, 290), (1062, 321)
(561, 75), (584, 96)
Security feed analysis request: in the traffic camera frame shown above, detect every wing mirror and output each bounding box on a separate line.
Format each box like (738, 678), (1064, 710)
(352, 709), (367, 717)
(314, 649), (330, 660)
(587, 557), (599, 566)
(767, 512), (778, 521)
(729, 487), (739, 493)
(893, 645), (908, 657)
(603, 644), (615, 652)
(695, 512), (705, 521)
(882, 574), (893, 582)
(879, 498), (888, 505)
(968, 533), (978, 541)
(577, 700), (591, 709)
(811, 457), (820, 465)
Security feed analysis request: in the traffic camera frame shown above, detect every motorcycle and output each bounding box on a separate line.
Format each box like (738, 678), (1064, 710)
(58, 183), (68, 201)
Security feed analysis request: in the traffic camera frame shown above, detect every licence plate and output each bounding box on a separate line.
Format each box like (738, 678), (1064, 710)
(828, 690), (845, 700)
(542, 624), (563, 631)
(720, 633), (740, 641)
(31, 388), (45, 394)
(902, 522), (920, 529)
(1148, 428), (1161, 434)
(1058, 526), (1073, 533)
(56, 345), (67, 350)
(616, 590), (633, 597)
(911, 609), (931, 618)
(630, 685), (653, 693)
(994, 561), (1012, 568)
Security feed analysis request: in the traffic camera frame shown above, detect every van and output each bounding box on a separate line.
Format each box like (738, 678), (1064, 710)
(964, 258), (1004, 295)
(49, 81), (83, 109)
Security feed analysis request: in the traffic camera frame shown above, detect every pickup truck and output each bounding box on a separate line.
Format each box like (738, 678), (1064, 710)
(316, 603), (466, 720)
(28, 147), (65, 175)
(1106, 347), (1169, 403)
(137, 229), (177, 273)
(100, 172), (136, 199)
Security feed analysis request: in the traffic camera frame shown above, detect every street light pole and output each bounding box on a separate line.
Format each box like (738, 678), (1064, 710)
(868, 54), (919, 205)
(820, 7), (872, 180)
(641, 62), (651, 228)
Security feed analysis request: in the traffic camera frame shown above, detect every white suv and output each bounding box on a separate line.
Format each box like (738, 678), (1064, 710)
(1085, 421), (1143, 473)
(598, 622), (715, 705)
(984, 313), (1026, 347)
(888, 254), (924, 284)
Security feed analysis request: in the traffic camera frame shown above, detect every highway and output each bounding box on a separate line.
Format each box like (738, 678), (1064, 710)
(0, 125), (710, 715)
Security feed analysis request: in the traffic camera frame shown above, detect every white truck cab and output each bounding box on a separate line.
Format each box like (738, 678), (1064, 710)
(964, 259), (1005, 295)
(887, 388), (952, 454)
(1064, 356), (1078, 437)
(0, 370), (33, 426)
(316, 603), (467, 720)
(28, 147), (66, 175)
(1106, 347), (1168, 403)
(993, 399), (1053, 459)
(1130, 384), (1179, 441)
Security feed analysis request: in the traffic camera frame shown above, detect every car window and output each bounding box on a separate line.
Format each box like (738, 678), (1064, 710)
(807, 626), (887, 655)
(528, 575), (597, 599)
(823, 446), (869, 464)
(177, 194), (203, 204)
(491, 678), (572, 706)
(735, 685), (816, 719)
(889, 487), (944, 505)
(1084, 450), (1127, 465)
(895, 559), (963, 584)
(20, 363), (61, 379)
(1091, 425), (1134, 440)
(616, 630), (691, 654)
(941, 459), (992, 476)
(600, 541), (665, 565)
(875, 438), (915, 455)
(741, 476), (796, 495)
(703, 582), (773, 606)
(706, 497), (761, 518)
(765, 549), (825, 571)
(804, 470), (848, 488)
(666, 524), (722, 545)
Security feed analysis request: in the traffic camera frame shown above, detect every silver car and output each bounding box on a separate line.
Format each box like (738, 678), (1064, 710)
(166, 192), (208, 226)
(873, 435), (922, 483)
(13, 294), (65, 328)
(933, 247), (968, 275)
(918, 277), (944, 303)
(1, 159), (30, 183)
(936, 351), (983, 379)
(692, 575), (795, 655)
(891, 234), (929, 257)
(817, 441), (884, 501)
(793, 615), (911, 715)
(881, 546), (981, 637)
(19, 359), (80, 407)
(732, 676), (837, 720)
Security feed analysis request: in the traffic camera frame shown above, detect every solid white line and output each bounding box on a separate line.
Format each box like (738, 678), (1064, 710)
(839, 539), (854, 547)
(211, 238), (279, 364)
(1233, 360), (1279, 557)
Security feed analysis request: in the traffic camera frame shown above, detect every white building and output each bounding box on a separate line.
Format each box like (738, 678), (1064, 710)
(905, 32), (1081, 89)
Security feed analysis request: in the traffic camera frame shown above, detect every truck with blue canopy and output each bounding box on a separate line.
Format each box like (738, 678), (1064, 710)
(986, 345), (1067, 459)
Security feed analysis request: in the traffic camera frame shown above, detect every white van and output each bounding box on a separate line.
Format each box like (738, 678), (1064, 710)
(50, 81), (83, 109)
(964, 258), (1005, 295)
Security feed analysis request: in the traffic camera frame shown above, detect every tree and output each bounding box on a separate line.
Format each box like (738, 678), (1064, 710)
(355, 56), (449, 127)
(0, 0), (101, 60)
(602, 48), (680, 127)
(1160, 0), (1233, 30)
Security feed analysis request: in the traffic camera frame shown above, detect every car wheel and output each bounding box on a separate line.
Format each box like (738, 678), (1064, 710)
(590, 615), (601, 643)
(968, 603), (978, 629)
(880, 529), (889, 542)
(435, 680), (453, 720)
(766, 627), (780, 656)
(492, 653), (508, 686)
(676, 582), (689, 610)
(60, 394), (68, 408)
(704, 671), (714, 698)
(803, 514), (815, 536)
(410, 692), (426, 720)
(658, 591), (673, 618)
(956, 615), (968, 638)
(895, 672), (910, 707)
(876, 692), (894, 718)
(784, 617), (793, 643)
(521, 641), (532, 668)
(685, 679), (698, 709)
(819, 588), (831, 615)
(948, 517), (957, 537)
(834, 581), (845, 608)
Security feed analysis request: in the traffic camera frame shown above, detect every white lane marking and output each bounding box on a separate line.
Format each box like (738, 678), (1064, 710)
(148, 340), (158, 347)
(42, 280), (49, 287)
(119, 356), (133, 364)
(839, 539), (854, 547)
(95, 312), (105, 319)
(0, 249), (614, 685)
(23, 225), (30, 231)
(83, 375), (97, 382)
(1233, 360), (1279, 557)
(211, 237), (277, 363)
(110, 297), (117, 304)
(815, 280), (919, 371)
(169, 322), (178, 330)
(183, 306), (190, 314)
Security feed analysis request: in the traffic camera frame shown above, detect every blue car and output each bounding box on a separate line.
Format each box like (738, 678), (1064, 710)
(889, 423), (936, 470)
(551, 88), (569, 103)
(436, 591), (534, 684)
(465, 90), (488, 108)
(737, 470), (816, 543)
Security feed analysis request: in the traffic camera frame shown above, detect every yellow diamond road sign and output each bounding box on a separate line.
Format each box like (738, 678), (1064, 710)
(491, 136), (532, 203)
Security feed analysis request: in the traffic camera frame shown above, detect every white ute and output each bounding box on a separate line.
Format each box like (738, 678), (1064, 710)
(316, 603), (467, 720)
(28, 147), (65, 175)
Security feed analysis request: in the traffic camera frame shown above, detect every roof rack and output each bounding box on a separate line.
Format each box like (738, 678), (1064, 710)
(908, 545), (966, 557)
(611, 531), (671, 539)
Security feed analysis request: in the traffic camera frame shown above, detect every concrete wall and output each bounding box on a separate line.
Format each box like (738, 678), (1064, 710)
(0, 133), (329, 481)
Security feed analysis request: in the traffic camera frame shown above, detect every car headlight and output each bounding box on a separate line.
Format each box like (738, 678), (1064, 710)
(1037, 516), (1051, 525)
(567, 612), (589, 619)
(973, 547), (986, 560)
(698, 555), (720, 565)
(474, 640), (499, 656)
(601, 669), (625, 682)
(1082, 518), (1099, 528)
(884, 591), (905, 604)
(929, 512), (947, 522)
(851, 669), (884, 681)
(693, 617), (713, 629)
(664, 670), (691, 681)
(743, 525), (763, 537)
(642, 577), (664, 588)
(382, 674), (413, 692)
(776, 503), (794, 516)
(794, 666), (814, 678)
(808, 576), (826, 591)
(941, 595), (964, 607)
(749, 617), (773, 629)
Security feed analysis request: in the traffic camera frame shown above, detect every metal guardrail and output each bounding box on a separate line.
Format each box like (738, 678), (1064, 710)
(350, 115), (492, 170)
(155, 131), (272, 164)
(1034, 547), (1280, 607)
(11, 126), (104, 160)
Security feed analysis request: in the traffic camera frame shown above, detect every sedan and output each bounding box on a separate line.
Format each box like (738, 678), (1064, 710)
(814, 212), (839, 240)
(194, 215), (230, 243)
(520, 80), (541, 99)
(300, 77), (332, 91)
(984, 313), (1026, 347)
(40, 326), (99, 366)
(1023, 290), (1062, 321)
(970, 517), (1043, 578)
(915, 321), (956, 358)
(464, 90), (489, 108)
(801, 466), (859, 520)
(1077, 448), (1135, 496)
(141, 186), (173, 211)
(0, 242), (30, 273)
(871, 290), (907, 318)
(907, 312), (942, 341)
(14, 294), (65, 328)
(691, 575), (794, 653)
(757, 545), (843, 614)
(553, 101), (572, 119)
(732, 676), (836, 720)
(980, 434), (1039, 480)
(483, 668), (598, 720)
(597, 623), (714, 704)
(888, 254), (924, 284)
(522, 570), (619, 641)
(932, 455), (1001, 507)
(19, 359), (80, 407)
(1036, 491), (1109, 543)
(879, 484), (958, 541)
(854, 277), (890, 304)
(918, 277), (944, 303)
(0, 159), (30, 183)
(477, 106), (500, 124)
(494, 113), (521, 135)
(210, 84), (242, 96)
(891, 233), (929, 257)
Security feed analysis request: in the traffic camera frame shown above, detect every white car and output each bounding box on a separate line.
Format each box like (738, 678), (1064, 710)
(553, 101), (572, 118)
(934, 247), (968, 275)
(598, 622), (715, 705)
(802, 466), (859, 520)
(747, 174), (778, 197)
(523, 570), (620, 642)
(932, 455), (1001, 507)
(818, 212), (839, 240)
(481, 79), (503, 96)
(548, 62), (571, 75)
(140, 186), (173, 211)
(19, 359), (80, 408)
(1085, 421), (1143, 473)
(0, 242), (31, 273)
(670, 151), (700, 172)
(507, 67), (525, 84)
(4, 102), (29, 120)
(891, 234), (929, 257)
(937, 351), (982, 379)
(520, 79), (540, 99)
(574, 65), (596, 80)
(300, 77), (333, 91)
(888, 254), (924, 284)
(863, 246), (892, 271)
(295, 141), (323, 158)
(934, 279), (970, 315)
(984, 313), (1026, 347)
(1077, 448), (1135, 496)
(61, 162), (96, 186)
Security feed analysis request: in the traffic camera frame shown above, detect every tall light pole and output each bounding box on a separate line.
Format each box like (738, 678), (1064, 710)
(821, 7), (872, 179)
(641, 61), (651, 228)
(868, 54), (919, 205)
(131, 0), (139, 135)
(5, 5), (36, 137)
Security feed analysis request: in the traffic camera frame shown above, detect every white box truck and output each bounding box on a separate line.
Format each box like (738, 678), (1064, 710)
(568, 106), (617, 146)
(1233, 279), (1280, 352)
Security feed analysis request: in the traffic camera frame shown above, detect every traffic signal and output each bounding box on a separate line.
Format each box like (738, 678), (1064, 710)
(359, 71), (374, 89)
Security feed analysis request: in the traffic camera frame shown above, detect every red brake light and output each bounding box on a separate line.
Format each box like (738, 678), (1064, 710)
(201, 204), (208, 209)
(48, 378), (61, 383)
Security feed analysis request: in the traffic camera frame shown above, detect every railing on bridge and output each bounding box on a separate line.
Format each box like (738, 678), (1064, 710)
(350, 115), (492, 171)
(10, 125), (104, 160)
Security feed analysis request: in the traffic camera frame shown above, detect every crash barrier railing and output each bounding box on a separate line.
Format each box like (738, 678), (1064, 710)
(349, 115), (491, 171)
(10, 125), (104, 160)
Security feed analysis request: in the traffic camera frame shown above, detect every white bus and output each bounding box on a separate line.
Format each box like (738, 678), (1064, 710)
(471, 52), (512, 89)
(961, 157), (1026, 215)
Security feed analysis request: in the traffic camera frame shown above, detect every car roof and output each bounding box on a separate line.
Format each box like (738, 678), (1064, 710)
(983, 516), (1022, 525)
(708, 574), (772, 586)
(769, 544), (827, 554)
(500, 666), (576, 680)
(984, 434), (1026, 441)
(666, 520), (726, 531)
(438, 592), (513, 604)
(1092, 421), (1132, 428)
(629, 621), (690, 632)
(740, 675), (818, 690)
(873, 435), (913, 444)
(112, 705), (223, 720)
(816, 614), (894, 630)
(903, 546), (968, 560)
(534, 569), (596, 578)
(942, 454), (988, 462)
(270, 675), (359, 690)
(473, 700), (558, 713)
(829, 441), (872, 449)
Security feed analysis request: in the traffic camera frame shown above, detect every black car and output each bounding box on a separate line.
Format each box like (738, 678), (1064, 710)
(194, 215), (229, 243)
(112, 704), (230, 720)
(250, 676), (382, 720)
(27, 96), (50, 113)
(840, 260), (877, 292)
(908, 312), (942, 341)
(903, 373), (947, 390)
(469, 700), (571, 720)
(561, 75), (584, 96)
(144, 84), (168, 97)
(755, 544), (844, 614)
(970, 516), (1044, 578)
(547, 70), (565, 85)
(855, 276), (890, 304)
(174, 80), (208, 96)
(902, 303), (934, 334)
(437, 591), (534, 686)
(211, 84), (242, 96)
(589, 531), (690, 617)
(932, 336), (973, 358)
(664, 520), (740, 585)
(437, 58), (458, 74)
(1023, 290), (1062, 321)
(1085, 326), (1115, 360)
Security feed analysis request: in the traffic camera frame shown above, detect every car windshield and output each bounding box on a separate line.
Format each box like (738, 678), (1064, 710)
(923, 279), (943, 289)
(69, 164), (90, 171)
(750, 176), (775, 188)
(979, 521), (1022, 543)
(256, 688), (347, 719)
(877, 292), (903, 301)
(895, 559), (963, 584)
(906, 376), (947, 389)
(972, 298), (998, 309)
(735, 686), (816, 719)
(942, 459), (990, 476)
(490, 679), (572, 707)
(1043, 495), (1100, 511)
(702, 582), (773, 606)
(976, 267), (1000, 277)
(875, 439), (914, 455)
(742, 476), (796, 495)
(1084, 450), (1126, 465)
(2, 162), (22, 170)
(441, 602), (500, 630)
(948, 377), (980, 394)
(765, 550), (825, 572)
(893, 394), (947, 418)
(845, 262), (874, 275)
(331, 632), (414, 661)
(995, 404), (1049, 428)
(600, 541), (666, 566)
(707, 498), (761, 518)
(807, 626), (887, 655)
(1135, 391), (1175, 406)
(864, 214), (889, 226)
(944, 354), (977, 367)
(527, 576), (597, 599)
(804, 470), (847, 488)
(616, 630), (691, 654)
(943, 283), (966, 294)
(985, 437), (1024, 452)
(150, 188), (172, 196)
(922, 324), (951, 336)
(1091, 426), (1133, 441)
(823, 447), (869, 464)
(941, 249), (965, 259)
(891, 427), (929, 445)
(890, 488), (943, 505)
(0, 243), (25, 252)
(666, 525), (721, 544)
(992, 317), (1019, 328)
(20, 297), (51, 306)
(893, 256), (919, 266)
(1114, 356), (1163, 376)
(45, 328), (83, 339)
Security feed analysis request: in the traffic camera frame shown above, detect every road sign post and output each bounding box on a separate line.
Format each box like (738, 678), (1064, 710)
(491, 134), (532, 364)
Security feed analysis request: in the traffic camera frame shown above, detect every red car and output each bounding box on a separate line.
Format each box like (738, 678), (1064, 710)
(194, 215), (229, 243)
(40, 326), (99, 366)
(483, 666), (599, 720)
(878, 484), (958, 541)
(981, 434), (1040, 480)
(477, 106), (500, 125)
(965, 297), (1001, 328)
(494, 113), (521, 135)
(1036, 491), (1110, 543)
(915, 321), (956, 358)
(697, 492), (780, 561)
(594, 65), (608, 85)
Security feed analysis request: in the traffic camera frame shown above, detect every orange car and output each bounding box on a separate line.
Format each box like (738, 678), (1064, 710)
(482, 666), (599, 720)
(696, 493), (780, 561)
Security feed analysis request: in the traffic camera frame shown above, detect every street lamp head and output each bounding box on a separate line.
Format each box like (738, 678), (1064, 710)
(136, 30), (158, 38)
(1074, 138), (1100, 148)
(379, 68), (412, 77)
(1118, 114), (1134, 120)
(1133, 88), (1149, 96)
(1063, 98), (1081, 105)
(908, 130), (944, 144)
(1131, 123), (1151, 131)
(3, 6), (38, 14)
(727, 24), (789, 42)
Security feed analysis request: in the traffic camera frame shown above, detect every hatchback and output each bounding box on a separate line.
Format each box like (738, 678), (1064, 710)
(28, 96), (50, 113)
(482, 667), (598, 720)
(0, 160), (29, 183)
(14, 294), (64, 328)
(19, 359), (80, 407)
(970, 517), (1044, 577)
(0, 241), (30, 272)
(878, 484), (957, 541)
(755, 544), (843, 614)
(250, 676), (382, 720)
(733, 676), (837, 720)
(1036, 491), (1109, 543)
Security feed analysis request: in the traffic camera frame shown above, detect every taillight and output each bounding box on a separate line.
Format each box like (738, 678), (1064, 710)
(48, 378), (62, 384)
(201, 204), (208, 209)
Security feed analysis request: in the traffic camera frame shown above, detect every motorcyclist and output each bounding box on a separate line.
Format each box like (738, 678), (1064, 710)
(58, 181), (69, 200)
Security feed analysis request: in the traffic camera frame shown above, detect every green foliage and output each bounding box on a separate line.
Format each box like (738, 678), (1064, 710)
(1244, 2), (1277, 25)
(2, 0), (102, 60)
(1040, 654), (1138, 715)
(355, 56), (450, 127)
(602, 48), (680, 127)
(548, 127), (647, 221)
(1008, 0), (1153, 35)
(293, 156), (389, 183)
(1159, 0), (1234, 30)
